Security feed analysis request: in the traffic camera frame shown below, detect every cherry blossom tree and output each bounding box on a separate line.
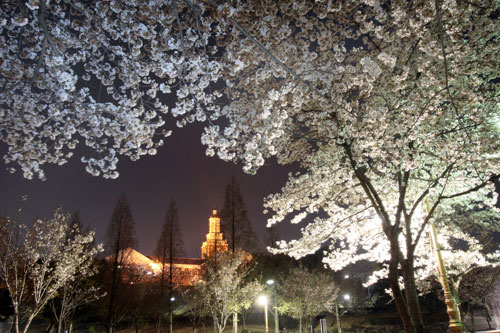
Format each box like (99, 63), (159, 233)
(179, 285), (209, 333)
(278, 265), (339, 333)
(49, 212), (104, 333)
(197, 250), (262, 333)
(413, 205), (500, 329)
(1, 0), (222, 180)
(3, 1), (500, 332)
(198, 1), (500, 332)
(0, 206), (102, 333)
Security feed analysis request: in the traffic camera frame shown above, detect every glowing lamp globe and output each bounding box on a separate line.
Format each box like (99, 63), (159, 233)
(258, 295), (268, 306)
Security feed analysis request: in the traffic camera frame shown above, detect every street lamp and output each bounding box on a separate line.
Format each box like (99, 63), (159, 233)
(266, 279), (279, 333)
(258, 295), (269, 333)
(343, 294), (350, 301)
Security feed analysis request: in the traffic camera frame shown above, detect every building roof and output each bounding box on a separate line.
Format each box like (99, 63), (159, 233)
(148, 256), (204, 266)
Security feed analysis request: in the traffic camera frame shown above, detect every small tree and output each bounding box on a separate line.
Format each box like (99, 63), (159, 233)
(49, 212), (104, 333)
(220, 177), (260, 253)
(0, 207), (102, 333)
(180, 284), (209, 332)
(199, 250), (263, 333)
(278, 265), (339, 333)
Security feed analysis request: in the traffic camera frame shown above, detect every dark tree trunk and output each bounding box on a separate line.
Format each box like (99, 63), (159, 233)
(401, 257), (425, 333)
(388, 238), (416, 333)
(107, 224), (122, 333)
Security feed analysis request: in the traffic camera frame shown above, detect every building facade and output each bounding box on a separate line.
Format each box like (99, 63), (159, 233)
(108, 209), (228, 287)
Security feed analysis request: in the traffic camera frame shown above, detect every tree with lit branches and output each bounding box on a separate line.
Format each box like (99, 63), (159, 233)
(2, 1), (499, 332)
(0, 206), (102, 333)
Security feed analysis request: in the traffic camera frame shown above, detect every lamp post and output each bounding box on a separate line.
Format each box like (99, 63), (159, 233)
(169, 296), (175, 333)
(267, 279), (279, 333)
(258, 295), (269, 333)
(425, 199), (462, 333)
(429, 221), (463, 333)
(335, 293), (350, 333)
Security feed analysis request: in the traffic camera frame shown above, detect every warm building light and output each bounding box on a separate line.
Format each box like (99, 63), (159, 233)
(149, 262), (161, 273)
(201, 209), (228, 259)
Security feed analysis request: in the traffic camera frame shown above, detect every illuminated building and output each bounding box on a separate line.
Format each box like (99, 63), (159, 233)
(201, 209), (229, 259)
(106, 209), (228, 287)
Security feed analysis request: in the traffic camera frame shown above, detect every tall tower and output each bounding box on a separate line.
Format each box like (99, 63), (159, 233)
(201, 209), (228, 259)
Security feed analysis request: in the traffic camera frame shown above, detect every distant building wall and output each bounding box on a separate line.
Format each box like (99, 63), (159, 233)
(486, 279), (500, 329)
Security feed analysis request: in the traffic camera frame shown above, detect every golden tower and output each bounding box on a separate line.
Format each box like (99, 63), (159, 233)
(201, 209), (228, 259)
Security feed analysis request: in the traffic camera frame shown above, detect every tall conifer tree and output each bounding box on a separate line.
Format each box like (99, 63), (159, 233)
(154, 199), (184, 333)
(220, 177), (259, 253)
(154, 199), (184, 292)
(105, 194), (137, 333)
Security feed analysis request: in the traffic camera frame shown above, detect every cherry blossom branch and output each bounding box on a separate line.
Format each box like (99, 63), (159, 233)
(174, 0), (187, 75)
(342, 142), (392, 233)
(435, 0), (484, 181)
(207, 0), (319, 96)
(396, 170), (410, 228)
(30, 38), (48, 87)
(38, 0), (59, 55)
(408, 164), (454, 221)
(440, 174), (500, 199)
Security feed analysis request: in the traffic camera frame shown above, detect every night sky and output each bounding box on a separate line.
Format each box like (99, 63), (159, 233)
(0, 123), (300, 257)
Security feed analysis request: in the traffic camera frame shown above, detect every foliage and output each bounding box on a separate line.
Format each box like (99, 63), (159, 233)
(459, 266), (500, 309)
(2, 1), (500, 331)
(197, 250), (263, 333)
(413, 204), (500, 320)
(200, 2), (500, 331)
(277, 265), (339, 332)
(49, 212), (104, 333)
(179, 285), (209, 332)
(0, 0), (222, 180)
(220, 177), (260, 253)
(0, 205), (102, 333)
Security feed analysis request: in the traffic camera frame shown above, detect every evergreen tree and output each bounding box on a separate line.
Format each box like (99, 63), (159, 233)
(104, 194), (137, 333)
(220, 177), (259, 253)
(154, 199), (184, 292)
(154, 199), (184, 333)
(265, 225), (281, 250)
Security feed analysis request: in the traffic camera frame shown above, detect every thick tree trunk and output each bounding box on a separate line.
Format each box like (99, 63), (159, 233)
(401, 258), (425, 333)
(388, 240), (416, 333)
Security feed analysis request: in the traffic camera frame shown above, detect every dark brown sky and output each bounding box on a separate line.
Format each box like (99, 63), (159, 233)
(0, 123), (301, 257)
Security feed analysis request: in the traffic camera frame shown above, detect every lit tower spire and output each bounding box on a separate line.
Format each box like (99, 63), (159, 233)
(201, 209), (228, 259)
